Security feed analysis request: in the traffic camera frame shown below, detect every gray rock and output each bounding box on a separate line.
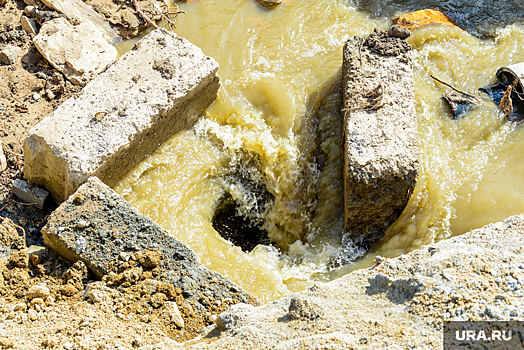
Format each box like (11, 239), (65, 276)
(256, 0), (282, 10)
(41, 177), (257, 310)
(287, 296), (321, 320)
(0, 45), (21, 65)
(342, 29), (419, 247)
(388, 24), (411, 39)
(34, 18), (118, 86)
(24, 6), (65, 25)
(24, 29), (220, 203)
(215, 303), (256, 331)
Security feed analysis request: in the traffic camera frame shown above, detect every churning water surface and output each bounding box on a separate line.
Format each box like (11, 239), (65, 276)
(115, 0), (524, 302)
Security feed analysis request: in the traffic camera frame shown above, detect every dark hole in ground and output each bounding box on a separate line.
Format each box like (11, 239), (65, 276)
(212, 178), (274, 253)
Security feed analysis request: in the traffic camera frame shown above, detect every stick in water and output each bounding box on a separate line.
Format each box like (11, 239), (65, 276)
(132, 0), (159, 30)
(430, 74), (479, 102)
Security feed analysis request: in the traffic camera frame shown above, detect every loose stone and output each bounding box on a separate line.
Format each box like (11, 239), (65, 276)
(0, 46), (21, 65)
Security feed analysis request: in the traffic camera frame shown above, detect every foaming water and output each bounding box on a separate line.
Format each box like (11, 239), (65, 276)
(115, 1), (524, 301)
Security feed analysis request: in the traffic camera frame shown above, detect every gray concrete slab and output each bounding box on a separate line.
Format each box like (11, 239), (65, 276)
(41, 177), (256, 317)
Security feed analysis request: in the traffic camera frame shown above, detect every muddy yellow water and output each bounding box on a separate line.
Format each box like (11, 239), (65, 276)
(114, 1), (524, 302)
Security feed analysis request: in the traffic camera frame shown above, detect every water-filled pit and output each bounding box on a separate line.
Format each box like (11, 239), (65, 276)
(114, 0), (524, 302)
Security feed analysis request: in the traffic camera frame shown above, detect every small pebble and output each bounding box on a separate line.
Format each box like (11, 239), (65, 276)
(27, 309), (38, 320)
(76, 220), (88, 229)
(63, 342), (74, 350)
(33, 93), (40, 101)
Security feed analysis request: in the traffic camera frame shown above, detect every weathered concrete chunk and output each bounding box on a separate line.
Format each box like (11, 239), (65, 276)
(24, 29), (220, 203)
(12, 178), (50, 209)
(162, 301), (184, 328)
(41, 177), (256, 311)
(342, 28), (419, 247)
(40, 0), (120, 45)
(0, 45), (21, 65)
(34, 17), (118, 86)
(215, 303), (256, 331)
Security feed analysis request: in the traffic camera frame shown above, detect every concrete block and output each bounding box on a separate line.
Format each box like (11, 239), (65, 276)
(34, 18), (118, 86)
(342, 28), (419, 247)
(0, 45), (21, 65)
(12, 179), (49, 209)
(40, 0), (121, 45)
(41, 177), (256, 311)
(24, 28), (219, 203)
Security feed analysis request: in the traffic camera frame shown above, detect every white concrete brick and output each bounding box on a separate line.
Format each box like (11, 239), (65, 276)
(24, 29), (219, 203)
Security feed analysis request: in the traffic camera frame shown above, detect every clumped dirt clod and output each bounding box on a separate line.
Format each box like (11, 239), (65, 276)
(363, 27), (411, 57)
